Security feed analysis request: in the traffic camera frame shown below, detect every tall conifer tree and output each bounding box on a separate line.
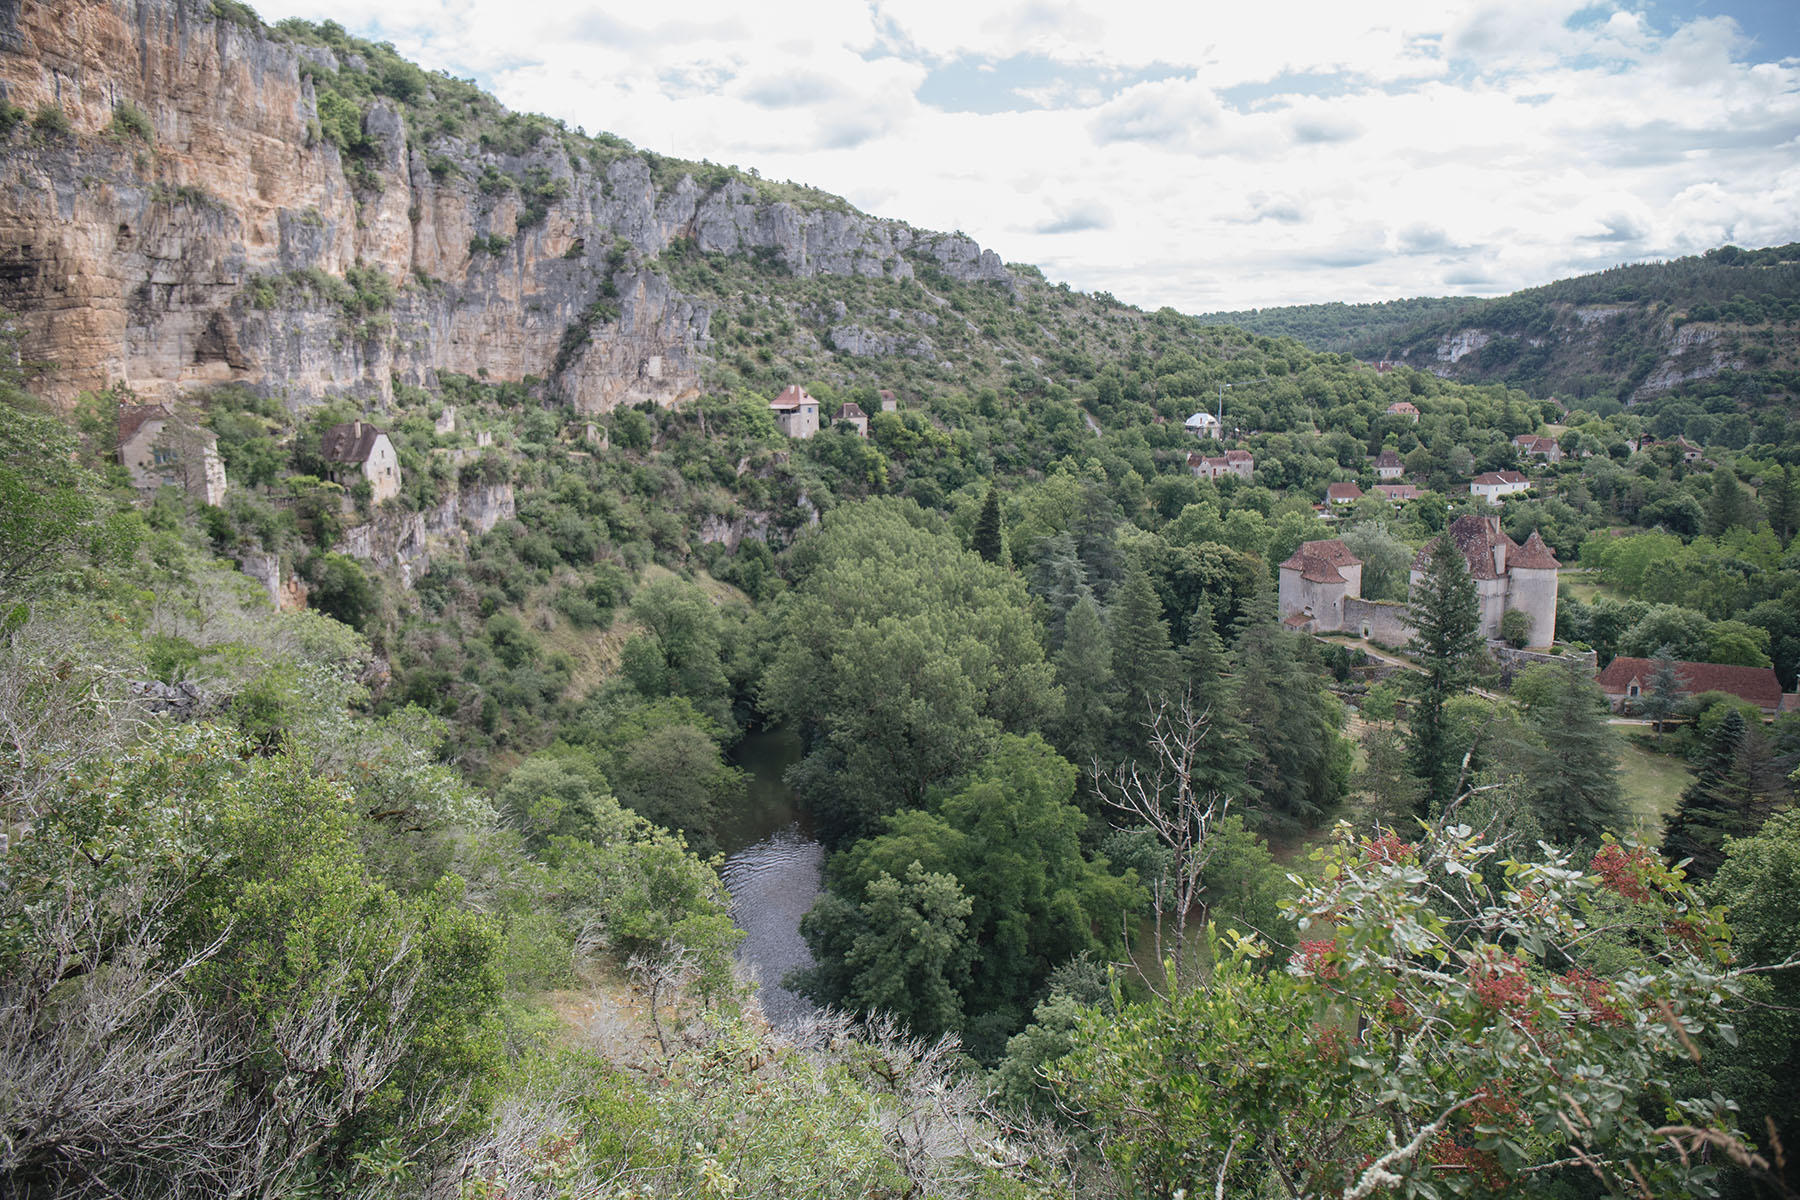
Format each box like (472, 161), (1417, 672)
(1406, 535), (1484, 814)
(973, 484), (1005, 564)
(1180, 594), (1255, 805)
(1108, 563), (1177, 742)
(1524, 658), (1626, 846)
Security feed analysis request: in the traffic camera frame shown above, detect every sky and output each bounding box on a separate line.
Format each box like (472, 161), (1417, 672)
(254, 0), (1800, 314)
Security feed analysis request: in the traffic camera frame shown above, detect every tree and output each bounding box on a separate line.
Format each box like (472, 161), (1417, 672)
(1107, 561), (1177, 741)
(1340, 521), (1414, 601)
(1049, 596), (1116, 770)
(796, 862), (975, 1040)
(1499, 606), (1533, 649)
(1641, 643), (1683, 736)
(1406, 535), (1485, 814)
(1517, 659), (1626, 846)
(306, 551), (377, 630)
(1233, 586), (1347, 833)
(972, 482), (1004, 564)
(763, 500), (1056, 847)
(1664, 710), (1785, 878)
(1056, 824), (1748, 1200)
(1177, 594), (1254, 804)
(1704, 468), (1754, 536)
(1094, 693), (1238, 988)
(0, 400), (137, 609)
(1760, 462), (1798, 544)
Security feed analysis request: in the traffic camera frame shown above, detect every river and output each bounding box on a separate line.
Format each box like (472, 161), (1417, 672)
(718, 725), (822, 1028)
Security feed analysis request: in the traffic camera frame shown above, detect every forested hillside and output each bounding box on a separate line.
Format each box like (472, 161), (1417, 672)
(4, 3), (1800, 1197)
(1207, 244), (1800, 412)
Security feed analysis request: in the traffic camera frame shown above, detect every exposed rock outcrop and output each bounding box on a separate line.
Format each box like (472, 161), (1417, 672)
(0, 0), (1014, 412)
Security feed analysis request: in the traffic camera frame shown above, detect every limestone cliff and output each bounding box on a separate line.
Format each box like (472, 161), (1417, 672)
(0, 0), (1013, 412)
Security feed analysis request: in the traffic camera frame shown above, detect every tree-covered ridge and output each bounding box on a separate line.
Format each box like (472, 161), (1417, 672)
(1193, 296), (1484, 353)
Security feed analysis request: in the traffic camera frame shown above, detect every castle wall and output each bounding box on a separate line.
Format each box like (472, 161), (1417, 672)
(1507, 566), (1559, 649)
(1343, 597), (1413, 646)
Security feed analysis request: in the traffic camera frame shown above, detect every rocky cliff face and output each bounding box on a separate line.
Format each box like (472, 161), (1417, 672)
(0, 0), (1013, 412)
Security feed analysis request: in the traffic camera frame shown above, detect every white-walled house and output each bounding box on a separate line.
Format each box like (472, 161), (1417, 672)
(1469, 470), (1530, 505)
(118, 403), (228, 506)
(321, 420), (401, 504)
(1184, 411), (1222, 440)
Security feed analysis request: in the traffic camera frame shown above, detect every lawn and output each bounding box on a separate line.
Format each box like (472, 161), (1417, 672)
(1616, 739), (1690, 839)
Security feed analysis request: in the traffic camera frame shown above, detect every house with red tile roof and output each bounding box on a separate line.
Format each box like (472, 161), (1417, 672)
(1325, 481), (1364, 506)
(1375, 483), (1424, 503)
(1187, 448), (1253, 480)
(1278, 539), (1363, 632)
(1595, 657), (1792, 715)
(1387, 401), (1419, 420)
(834, 402), (869, 437)
(770, 385), (821, 439)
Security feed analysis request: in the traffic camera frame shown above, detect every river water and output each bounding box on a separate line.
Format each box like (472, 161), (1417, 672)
(718, 725), (823, 1028)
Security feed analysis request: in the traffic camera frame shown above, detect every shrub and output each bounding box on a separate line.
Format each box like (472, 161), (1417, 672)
(108, 101), (153, 143)
(30, 103), (72, 140)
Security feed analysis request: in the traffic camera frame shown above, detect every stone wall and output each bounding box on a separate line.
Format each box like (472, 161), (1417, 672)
(1343, 597), (1413, 646)
(1491, 643), (1599, 688)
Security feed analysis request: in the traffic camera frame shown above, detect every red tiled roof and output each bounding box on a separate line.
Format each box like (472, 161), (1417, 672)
(771, 384), (815, 411)
(1223, 449), (1253, 464)
(1326, 482), (1363, 502)
(1387, 401), (1419, 414)
(1472, 471), (1529, 486)
(836, 402), (867, 419)
(1509, 530), (1561, 569)
(1595, 657), (1784, 711)
(1281, 538), (1360, 584)
(1375, 484), (1423, 501)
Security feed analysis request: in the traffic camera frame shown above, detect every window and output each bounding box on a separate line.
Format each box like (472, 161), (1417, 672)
(1628, 685), (1639, 697)
(152, 447), (177, 466)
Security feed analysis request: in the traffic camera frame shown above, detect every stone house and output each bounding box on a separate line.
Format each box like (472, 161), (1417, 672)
(1410, 514), (1560, 645)
(118, 403), (228, 505)
(1187, 448), (1253, 480)
(1469, 470), (1530, 505)
(1325, 481), (1363, 506)
(1594, 657), (1795, 715)
(770, 384), (820, 439)
(321, 419), (401, 505)
(1512, 434), (1563, 462)
(1278, 539), (1364, 633)
(1373, 448), (1406, 479)
(878, 389), (899, 413)
(834, 402), (870, 437)
(1375, 483), (1424, 503)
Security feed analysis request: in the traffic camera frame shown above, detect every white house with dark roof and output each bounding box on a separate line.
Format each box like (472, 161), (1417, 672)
(834, 402), (869, 437)
(1373, 448), (1406, 479)
(321, 419), (400, 504)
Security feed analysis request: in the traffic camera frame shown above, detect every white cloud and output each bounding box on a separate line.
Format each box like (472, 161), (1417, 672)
(252, 0), (1800, 311)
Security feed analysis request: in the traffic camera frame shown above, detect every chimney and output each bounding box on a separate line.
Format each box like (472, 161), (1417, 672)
(352, 420), (363, 438)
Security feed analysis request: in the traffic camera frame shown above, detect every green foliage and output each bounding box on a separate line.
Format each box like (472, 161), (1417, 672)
(1515, 659), (1627, 846)
(1407, 535), (1486, 813)
(305, 551), (377, 630)
(0, 400), (140, 606)
(108, 101), (153, 143)
(764, 499), (1057, 847)
(29, 103), (71, 140)
(1057, 823), (1747, 1200)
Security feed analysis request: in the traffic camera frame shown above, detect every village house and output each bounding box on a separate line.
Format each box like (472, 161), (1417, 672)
(321, 419), (401, 505)
(1412, 514), (1560, 644)
(1278, 539), (1364, 633)
(1595, 657), (1797, 716)
(1513, 434), (1564, 463)
(834, 402), (870, 437)
(117, 403), (228, 506)
(878, 389), (899, 413)
(1187, 448), (1253, 481)
(1373, 449), (1406, 479)
(1470, 470), (1531, 505)
(769, 384), (821, 439)
(1676, 436), (1706, 464)
(1387, 401), (1420, 421)
(1325, 481), (1363, 506)
(1375, 483), (1424, 503)
(1184, 410), (1223, 440)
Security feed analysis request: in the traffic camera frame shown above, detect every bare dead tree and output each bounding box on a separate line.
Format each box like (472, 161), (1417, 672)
(625, 943), (699, 1056)
(1093, 691), (1232, 992)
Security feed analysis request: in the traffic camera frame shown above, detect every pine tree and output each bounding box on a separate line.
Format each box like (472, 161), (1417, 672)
(1179, 594), (1255, 805)
(973, 483), (1005, 564)
(1641, 644), (1683, 737)
(1233, 587), (1340, 833)
(1761, 462), (1798, 544)
(1051, 597), (1117, 770)
(1108, 562), (1177, 742)
(1703, 469), (1753, 536)
(1664, 709), (1752, 879)
(1406, 535), (1485, 815)
(1524, 658), (1626, 847)
(1031, 531), (1093, 651)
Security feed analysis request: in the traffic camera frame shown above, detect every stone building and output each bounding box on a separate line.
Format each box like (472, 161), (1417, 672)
(834, 402), (869, 437)
(1187, 448), (1253, 480)
(118, 403), (228, 505)
(1277, 515), (1561, 648)
(1373, 448), (1406, 479)
(321, 419), (401, 505)
(1409, 515), (1560, 645)
(770, 384), (821, 438)
(1184, 411), (1222, 440)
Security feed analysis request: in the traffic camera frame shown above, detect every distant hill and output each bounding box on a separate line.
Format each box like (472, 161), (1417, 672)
(1193, 296), (1482, 354)
(1202, 246), (1800, 412)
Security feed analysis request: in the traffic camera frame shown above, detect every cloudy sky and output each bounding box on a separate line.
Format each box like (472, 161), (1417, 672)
(256, 0), (1800, 313)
